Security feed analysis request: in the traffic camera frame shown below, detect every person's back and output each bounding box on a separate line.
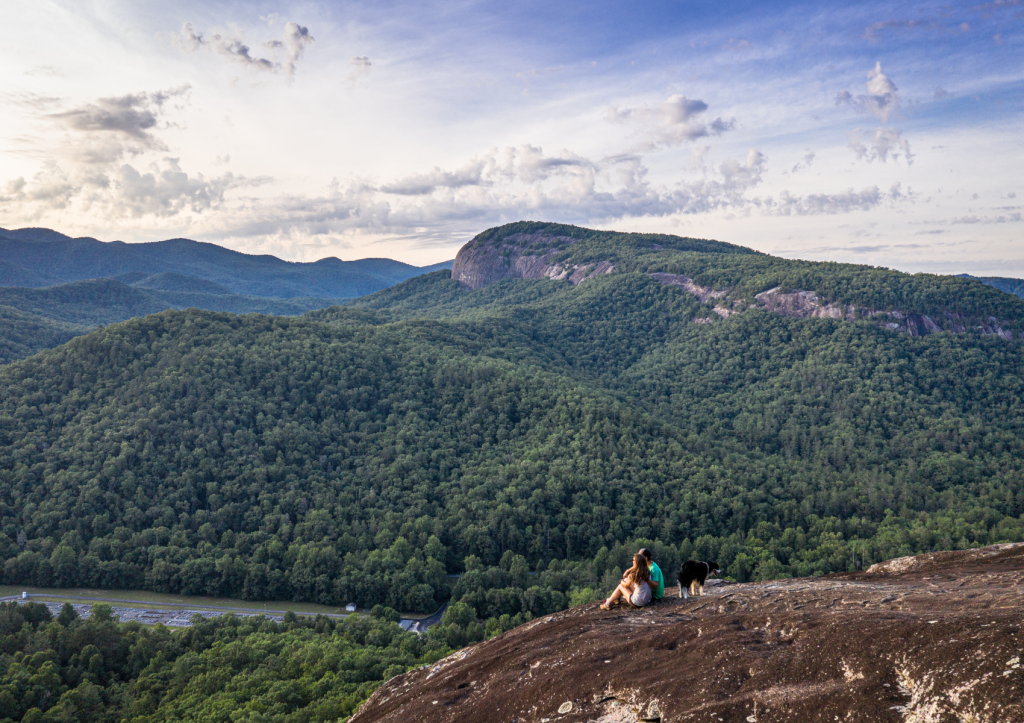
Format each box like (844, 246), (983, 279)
(640, 548), (665, 601)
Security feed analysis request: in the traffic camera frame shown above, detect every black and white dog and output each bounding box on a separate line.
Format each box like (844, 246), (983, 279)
(678, 560), (721, 599)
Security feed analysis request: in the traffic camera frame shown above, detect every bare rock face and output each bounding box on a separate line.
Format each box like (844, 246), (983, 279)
(649, 277), (1017, 339)
(754, 287), (858, 321)
(451, 233), (615, 290)
(350, 543), (1024, 723)
(648, 273), (728, 304)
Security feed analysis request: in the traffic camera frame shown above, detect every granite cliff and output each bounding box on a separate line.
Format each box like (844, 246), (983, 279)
(451, 231), (616, 290)
(351, 543), (1024, 723)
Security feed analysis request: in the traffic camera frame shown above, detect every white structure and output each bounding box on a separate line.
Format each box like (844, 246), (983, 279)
(345, 602), (357, 612)
(21, 592), (27, 599)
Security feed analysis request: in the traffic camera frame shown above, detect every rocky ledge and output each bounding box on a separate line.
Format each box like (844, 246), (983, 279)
(451, 232), (615, 290)
(350, 543), (1024, 723)
(651, 273), (1017, 338)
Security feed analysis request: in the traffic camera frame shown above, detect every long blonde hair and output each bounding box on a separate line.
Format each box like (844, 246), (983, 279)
(624, 553), (651, 586)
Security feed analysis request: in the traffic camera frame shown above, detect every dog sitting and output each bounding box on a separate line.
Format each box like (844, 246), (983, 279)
(677, 560), (721, 599)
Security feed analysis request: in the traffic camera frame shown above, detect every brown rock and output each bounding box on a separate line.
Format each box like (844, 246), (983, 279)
(351, 544), (1024, 723)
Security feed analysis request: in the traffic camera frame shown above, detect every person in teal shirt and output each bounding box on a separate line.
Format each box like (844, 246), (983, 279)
(639, 548), (664, 600)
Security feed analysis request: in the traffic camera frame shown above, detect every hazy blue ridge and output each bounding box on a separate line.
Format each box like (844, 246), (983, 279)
(0, 279), (347, 328)
(0, 227), (453, 298)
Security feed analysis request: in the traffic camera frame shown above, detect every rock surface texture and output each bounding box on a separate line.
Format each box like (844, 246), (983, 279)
(649, 276), (1017, 339)
(451, 233), (615, 290)
(350, 543), (1024, 723)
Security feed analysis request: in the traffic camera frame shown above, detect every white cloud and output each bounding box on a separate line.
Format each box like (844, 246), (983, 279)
(848, 127), (914, 164)
(837, 63), (912, 165)
(862, 62), (900, 123)
(789, 150), (816, 173)
(0, 87), (254, 224)
(276, 22), (316, 77)
(380, 159), (490, 195)
(763, 182), (908, 217)
(0, 157), (250, 221)
(836, 62), (901, 122)
(608, 94), (735, 150)
(48, 87), (189, 150)
(177, 21), (314, 77)
(769, 186), (884, 215)
(111, 159), (245, 218)
(349, 56), (372, 85)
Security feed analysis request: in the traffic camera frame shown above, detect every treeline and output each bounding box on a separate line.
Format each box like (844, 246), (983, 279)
(0, 600), (454, 723)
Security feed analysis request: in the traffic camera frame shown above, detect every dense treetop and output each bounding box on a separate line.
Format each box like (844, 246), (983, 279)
(2, 264), (1023, 614)
(2, 222), (1024, 721)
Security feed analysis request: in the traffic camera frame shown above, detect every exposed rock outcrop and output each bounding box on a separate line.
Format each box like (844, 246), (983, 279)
(648, 273), (728, 304)
(650, 276), (1018, 339)
(452, 233), (615, 289)
(754, 287), (858, 321)
(351, 543), (1024, 723)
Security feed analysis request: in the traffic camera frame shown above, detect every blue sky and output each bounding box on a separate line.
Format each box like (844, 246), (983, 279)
(1, 0), (1021, 271)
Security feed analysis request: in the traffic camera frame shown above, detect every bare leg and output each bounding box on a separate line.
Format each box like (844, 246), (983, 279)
(602, 582), (634, 608)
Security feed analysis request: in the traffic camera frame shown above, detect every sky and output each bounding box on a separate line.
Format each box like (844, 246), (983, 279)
(1, 0), (1022, 272)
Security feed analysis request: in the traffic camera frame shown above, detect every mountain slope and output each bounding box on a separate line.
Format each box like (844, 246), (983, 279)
(119, 271), (233, 294)
(2, 277), (1023, 610)
(1, 222), (1023, 621)
(0, 305), (87, 365)
(351, 543), (1024, 723)
(3, 221), (1023, 721)
(0, 278), (346, 338)
(0, 227), (453, 298)
(959, 273), (1024, 300)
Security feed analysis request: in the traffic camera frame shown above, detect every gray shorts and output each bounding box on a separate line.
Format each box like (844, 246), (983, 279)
(629, 582), (652, 607)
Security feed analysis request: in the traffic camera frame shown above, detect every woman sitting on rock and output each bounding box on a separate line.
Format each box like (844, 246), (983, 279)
(600, 553), (652, 610)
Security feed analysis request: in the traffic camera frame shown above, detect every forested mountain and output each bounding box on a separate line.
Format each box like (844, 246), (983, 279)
(2, 222), (1024, 629)
(958, 273), (1024, 300)
(3, 221), (1024, 721)
(0, 227), (451, 298)
(0, 280), (345, 364)
(0, 228), (453, 364)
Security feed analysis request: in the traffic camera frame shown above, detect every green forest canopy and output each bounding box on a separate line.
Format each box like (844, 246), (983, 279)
(2, 223), (1024, 610)
(3, 222), (1024, 721)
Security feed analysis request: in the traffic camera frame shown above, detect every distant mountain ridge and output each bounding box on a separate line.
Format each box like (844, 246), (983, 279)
(0, 226), (453, 364)
(0, 279), (349, 364)
(0, 227), (452, 299)
(957, 273), (1024, 300)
